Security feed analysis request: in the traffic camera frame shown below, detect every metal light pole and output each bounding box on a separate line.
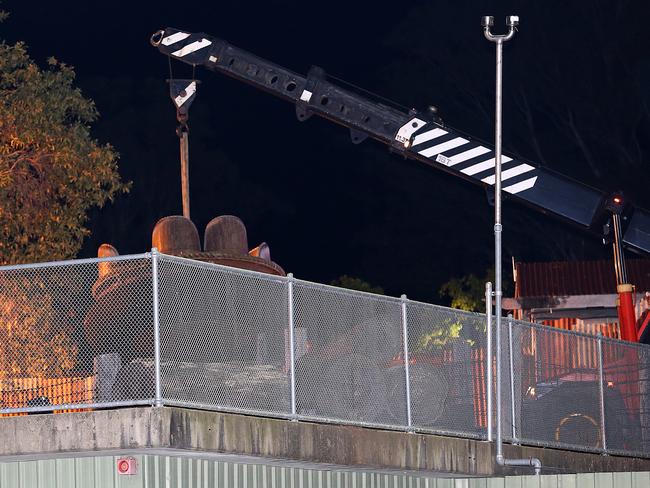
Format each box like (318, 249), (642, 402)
(482, 15), (541, 475)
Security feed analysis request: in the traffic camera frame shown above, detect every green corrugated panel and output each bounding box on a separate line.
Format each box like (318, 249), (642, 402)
(75, 456), (95, 487)
(55, 459), (75, 487)
(19, 462), (37, 487)
(0, 455), (649, 488)
(486, 477), (505, 488)
(503, 476), (521, 488)
(557, 473), (577, 488)
(576, 473), (595, 488)
(593, 473), (613, 488)
(539, 474), (558, 488)
(612, 473), (631, 488)
(0, 462), (18, 488)
(631, 472), (650, 488)
(469, 479), (488, 488)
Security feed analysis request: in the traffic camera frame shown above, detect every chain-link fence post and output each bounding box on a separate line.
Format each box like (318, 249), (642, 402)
(508, 314), (517, 442)
(401, 294), (412, 430)
(486, 282), (493, 441)
(597, 333), (607, 452)
(287, 273), (297, 419)
(151, 248), (163, 407)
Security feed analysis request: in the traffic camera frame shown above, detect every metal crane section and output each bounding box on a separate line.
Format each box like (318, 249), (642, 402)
(151, 27), (650, 254)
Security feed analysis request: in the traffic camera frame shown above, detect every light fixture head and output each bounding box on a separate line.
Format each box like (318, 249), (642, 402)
(481, 16), (494, 28)
(506, 16), (520, 27)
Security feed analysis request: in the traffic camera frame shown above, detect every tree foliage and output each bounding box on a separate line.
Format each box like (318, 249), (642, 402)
(0, 275), (78, 378)
(330, 275), (384, 295)
(439, 267), (513, 313)
(439, 272), (490, 313)
(413, 268), (513, 352)
(0, 38), (128, 264)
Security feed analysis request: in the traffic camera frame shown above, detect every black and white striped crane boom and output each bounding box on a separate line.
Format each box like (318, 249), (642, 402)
(151, 27), (650, 255)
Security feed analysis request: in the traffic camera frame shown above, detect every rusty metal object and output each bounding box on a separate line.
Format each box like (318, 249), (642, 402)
(152, 215), (200, 254)
(97, 243), (119, 279)
(177, 250), (284, 276)
(85, 256), (153, 361)
(159, 214), (284, 276)
(204, 215), (248, 255)
(84, 215), (284, 360)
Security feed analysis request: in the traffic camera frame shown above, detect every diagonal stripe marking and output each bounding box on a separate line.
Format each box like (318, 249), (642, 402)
(461, 156), (512, 176)
(172, 39), (212, 57)
(162, 32), (191, 46)
(412, 128), (448, 147)
(446, 146), (491, 167)
(418, 137), (469, 158)
(504, 176), (538, 194)
(481, 164), (535, 185)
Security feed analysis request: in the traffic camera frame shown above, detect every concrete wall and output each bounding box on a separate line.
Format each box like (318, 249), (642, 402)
(1, 407), (650, 477)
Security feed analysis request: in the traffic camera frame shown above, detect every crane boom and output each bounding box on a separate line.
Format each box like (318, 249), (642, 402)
(151, 27), (650, 254)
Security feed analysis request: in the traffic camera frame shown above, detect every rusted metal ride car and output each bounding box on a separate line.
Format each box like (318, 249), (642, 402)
(83, 215), (285, 400)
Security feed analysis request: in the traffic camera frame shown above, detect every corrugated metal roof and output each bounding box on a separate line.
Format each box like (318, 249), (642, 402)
(515, 259), (650, 298)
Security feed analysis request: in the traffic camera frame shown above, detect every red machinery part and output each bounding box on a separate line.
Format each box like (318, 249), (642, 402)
(617, 284), (637, 342)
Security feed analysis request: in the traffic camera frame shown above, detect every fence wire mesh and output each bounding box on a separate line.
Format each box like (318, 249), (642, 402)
(157, 255), (290, 416)
(4, 253), (650, 460)
(601, 338), (650, 455)
(497, 318), (515, 442)
(0, 255), (154, 413)
(406, 301), (487, 438)
(513, 320), (605, 453)
(292, 283), (405, 426)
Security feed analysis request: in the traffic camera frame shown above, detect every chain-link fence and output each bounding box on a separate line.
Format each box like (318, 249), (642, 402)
(0, 254), (155, 414)
(1, 252), (650, 459)
(157, 255), (290, 417)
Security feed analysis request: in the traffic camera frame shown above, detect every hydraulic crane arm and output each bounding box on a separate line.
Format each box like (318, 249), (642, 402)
(151, 27), (650, 254)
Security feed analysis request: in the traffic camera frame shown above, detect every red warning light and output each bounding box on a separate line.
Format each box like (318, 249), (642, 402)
(117, 457), (137, 475)
(613, 196), (622, 204)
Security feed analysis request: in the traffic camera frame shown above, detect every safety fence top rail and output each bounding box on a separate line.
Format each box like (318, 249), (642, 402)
(159, 252), (412, 305)
(157, 252), (288, 284)
(0, 253), (152, 272)
(291, 278), (404, 305)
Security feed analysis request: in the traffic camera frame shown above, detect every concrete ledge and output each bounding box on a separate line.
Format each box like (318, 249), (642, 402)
(1, 406), (649, 476)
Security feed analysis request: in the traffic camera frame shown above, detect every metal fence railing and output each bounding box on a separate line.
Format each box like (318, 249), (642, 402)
(0, 254), (155, 414)
(0, 251), (649, 458)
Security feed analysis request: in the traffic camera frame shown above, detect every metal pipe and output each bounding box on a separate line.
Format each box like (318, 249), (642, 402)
(287, 273), (297, 418)
(0, 252), (151, 272)
(401, 294), (413, 429)
(493, 33), (504, 468)
(486, 282), (493, 441)
(499, 457), (542, 475)
(508, 314), (517, 441)
(179, 130), (191, 219)
(152, 248), (163, 407)
(483, 15), (541, 475)
(597, 335), (608, 452)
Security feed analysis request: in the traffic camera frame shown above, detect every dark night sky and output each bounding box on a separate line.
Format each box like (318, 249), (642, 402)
(4, 1), (650, 302)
